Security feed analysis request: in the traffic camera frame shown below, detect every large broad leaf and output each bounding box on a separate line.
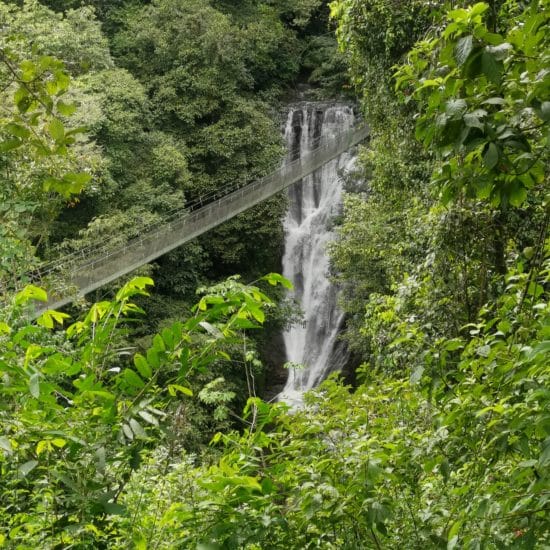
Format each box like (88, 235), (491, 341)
(138, 410), (158, 426)
(134, 354), (152, 379)
(47, 118), (65, 143)
(122, 368), (145, 389)
(14, 285), (47, 306)
(455, 35), (473, 66)
(508, 180), (527, 207)
(56, 100), (77, 116)
(19, 460), (39, 477)
(29, 373), (41, 398)
(445, 99), (467, 119)
(539, 101), (550, 122)
(481, 50), (502, 84)
(0, 436), (12, 454)
(483, 142), (499, 170)
(199, 321), (224, 338)
(129, 418), (146, 438)
(0, 138), (22, 152)
(487, 42), (513, 60)
(102, 501), (126, 515)
(5, 123), (30, 139)
(464, 109), (487, 130)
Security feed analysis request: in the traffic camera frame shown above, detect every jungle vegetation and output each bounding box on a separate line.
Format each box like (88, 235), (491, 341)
(0, 0), (549, 548)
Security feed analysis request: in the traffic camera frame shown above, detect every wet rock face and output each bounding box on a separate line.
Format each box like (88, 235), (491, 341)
(260, 330), (288, 402)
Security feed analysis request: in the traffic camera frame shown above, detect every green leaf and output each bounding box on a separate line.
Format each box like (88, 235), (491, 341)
(0, 436), (13, 454)
(463, 110), (486, 130)
(48, 309), (70, 324)
(152, 334), (165, 351)
(138, 410), (158, 426)
(19, 460), (39, 477)
(53, 70), (70, 93)
(122, 423), (134, 441)
(474, 179), (492, 200)
(448, 520), (462, 549)
(168, 384), (193, 397)
(448, 8), (469, 22)
(476, 344), (491, 358)
(444, 339), (464, 351)
(464, 48), (483, 78)
(103, 502), (126, 515)
(482, 97), (505, 106)
(15, 88), (32, 113)
(129, 418), (146, 438)
(445, 99), (467, 119)
(481, 50), (501, 84)
(15, 285), (47, 305)
(455, 35), (473, 66)
(37, 309), (70, 329)
(508, 182), (527, 207)
(539, 438), (550, 467)
(43, 176), (63, 193)
(0, 138), (22, 152)
(529, 340), (550, 358)
(36, 312), (54, 329)
(199, 321), (223, 338)
(262, 273), (293, 289)
(146, 348), (160, 368)
(483, 142), (499, 170)
(62, 172), (92, 194)
(36, 440), (51, 456)
(5, 123), (30, 139)
(539, 101), (550, 122)
(469, 2), (489, 17)
(47, 119), (65, 143)
(123, 369), (145, 389)
(161, 327), (175, 349)
(247, 303), (265, 323)
(57, 101), (77, 116)
(134, 354), (152, 379)
(261, 477), (274, 494)
(29, 373), (40, 398)
(115, 276), (153, 301)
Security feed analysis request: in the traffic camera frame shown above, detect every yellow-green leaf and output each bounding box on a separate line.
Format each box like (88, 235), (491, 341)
(47, 118), (65, 143)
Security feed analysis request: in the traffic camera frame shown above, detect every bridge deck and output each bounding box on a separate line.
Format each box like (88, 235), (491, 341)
(33, 125), (369, 314)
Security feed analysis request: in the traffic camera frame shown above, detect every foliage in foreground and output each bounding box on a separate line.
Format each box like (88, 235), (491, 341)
(1, 1), (548, 548)
(1, 253), (548, 548)
(0, 273), (291, 547)
(112, 242), (550, 549)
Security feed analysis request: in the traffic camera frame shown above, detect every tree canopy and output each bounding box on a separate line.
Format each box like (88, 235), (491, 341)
(0, 0), (549, 548)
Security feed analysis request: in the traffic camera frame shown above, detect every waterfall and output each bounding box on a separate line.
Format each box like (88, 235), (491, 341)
(278, 103), (357, 406)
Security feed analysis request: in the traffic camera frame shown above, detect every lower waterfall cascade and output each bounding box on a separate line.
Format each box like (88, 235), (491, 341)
(278, 103), (357, 406)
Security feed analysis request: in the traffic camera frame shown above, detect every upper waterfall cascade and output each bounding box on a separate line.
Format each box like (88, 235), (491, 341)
(278, 104), (358, 406)
(30, 119), (368, 316)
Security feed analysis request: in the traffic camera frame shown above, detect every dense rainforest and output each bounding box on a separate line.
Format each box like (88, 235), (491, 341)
(0, 0), (549, 548)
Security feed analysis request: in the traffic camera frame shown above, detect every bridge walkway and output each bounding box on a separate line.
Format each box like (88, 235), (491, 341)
(33, 124), (369, 314)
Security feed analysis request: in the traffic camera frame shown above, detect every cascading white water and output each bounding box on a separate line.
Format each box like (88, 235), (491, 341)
(278, 104), (357, 406)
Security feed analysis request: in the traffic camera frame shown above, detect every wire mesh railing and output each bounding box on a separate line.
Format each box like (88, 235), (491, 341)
(30, 123), (369, 310)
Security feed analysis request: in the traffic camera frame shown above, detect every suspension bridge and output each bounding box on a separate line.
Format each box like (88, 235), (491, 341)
(31, 124), (370, 315)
